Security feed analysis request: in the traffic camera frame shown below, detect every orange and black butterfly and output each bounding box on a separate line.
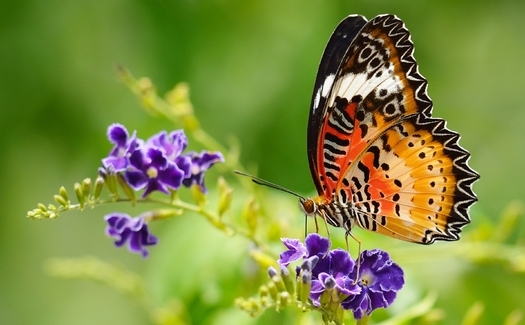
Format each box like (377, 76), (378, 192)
(241, 14), (479, 245)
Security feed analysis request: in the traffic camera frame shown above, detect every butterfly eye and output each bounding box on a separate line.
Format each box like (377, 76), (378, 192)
(299, 198), (317, 217)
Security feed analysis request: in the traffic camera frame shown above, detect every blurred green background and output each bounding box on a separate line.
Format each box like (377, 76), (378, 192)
(1, 0), (524, 324)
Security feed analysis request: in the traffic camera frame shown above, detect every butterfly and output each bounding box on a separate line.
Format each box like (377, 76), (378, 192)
(295, 14), (479, 244)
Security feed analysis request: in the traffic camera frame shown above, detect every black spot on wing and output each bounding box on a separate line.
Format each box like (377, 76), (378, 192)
(357, 161), (370, 183)
(368, 146), (381, 168)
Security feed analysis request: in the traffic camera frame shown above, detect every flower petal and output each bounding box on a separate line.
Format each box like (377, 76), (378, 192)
(278, 238), (307, 266)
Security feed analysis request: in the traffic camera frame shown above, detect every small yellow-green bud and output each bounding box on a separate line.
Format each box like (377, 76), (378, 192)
(74, 182), (85, 208)
(104, 171), (119, 199)
(247, 298), (261, 317)
(27, 209), (42, 219)
(142, 209), (183, 222)
(298, 270), (311, 306)
(138, 77), (154, 93)
(271, 275), (287, 294)
(191, 185), (207, 207)
(260, 295), (269, 308)
(277, 292), (290, 309)
(217, 177), (233, 217)
(267, 280), (279, 302)
(93, 176), (105, 200)
(81, 178), (92, 199)
(137, 77), (157, 112)
(165, 83), (192, 113)
(463, 302), (484, 325)
(242, 197), (259, 237)
(280, 265), (295, 295)
(117, 173), (136, 205)
(59, 186), (69, 202)
(249, 250), (277, 270)
(259, 285), (269, 299)
(53, 195), (68, 207)
(37, 203), (47, 212)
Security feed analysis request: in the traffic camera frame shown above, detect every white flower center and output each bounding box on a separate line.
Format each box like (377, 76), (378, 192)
(118, 147), (127, 157)
(360, 271), (374, 287)
(146, 167), (158, 179)
(191, 164), (201, 175)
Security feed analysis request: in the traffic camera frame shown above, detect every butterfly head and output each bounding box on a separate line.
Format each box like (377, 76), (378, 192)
(299, 197), (318, 217)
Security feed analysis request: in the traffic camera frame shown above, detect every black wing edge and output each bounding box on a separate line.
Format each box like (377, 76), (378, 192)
(307, 15), (368, 193)
(414, 115), (480, 244)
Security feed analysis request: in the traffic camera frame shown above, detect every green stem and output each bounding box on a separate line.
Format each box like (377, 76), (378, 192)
(356, 314), (370, 325)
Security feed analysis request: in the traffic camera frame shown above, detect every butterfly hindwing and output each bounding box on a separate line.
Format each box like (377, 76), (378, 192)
(348, 115), (478, 243)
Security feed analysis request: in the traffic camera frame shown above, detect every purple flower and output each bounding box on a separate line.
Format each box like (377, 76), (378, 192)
(101, 124), (224, 197)
(279, 233), (331, 277)
(342, 249), (405, 319)
(125, 146), (187, 197)
(310, 249), (361, 306)
(147, 130), (188, 162)
(105, 213), (158, 258)
(182, 151), (224, 193)
(278, 238), (308, 266)
(102, 124), (141, 171)
(276, 235), (404, 320)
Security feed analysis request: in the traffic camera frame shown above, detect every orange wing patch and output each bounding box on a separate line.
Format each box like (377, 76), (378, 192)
(347, 115), (472, 244)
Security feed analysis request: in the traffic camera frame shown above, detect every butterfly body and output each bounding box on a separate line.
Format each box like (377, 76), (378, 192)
(302, 14), (479, 244)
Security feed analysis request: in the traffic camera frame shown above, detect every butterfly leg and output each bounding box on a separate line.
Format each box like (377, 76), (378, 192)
(312, 213), (320, 233)
(317, 211), (332, 259)
(319, 210), (331, 239)
(303, 215), (308, 238)
(345, 230), (362, 284)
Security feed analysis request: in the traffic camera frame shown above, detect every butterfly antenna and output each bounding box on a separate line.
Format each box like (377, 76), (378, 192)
(234, 170), (305, 199)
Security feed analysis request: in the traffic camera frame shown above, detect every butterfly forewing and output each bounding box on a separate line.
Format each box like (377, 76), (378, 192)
(308, 15), (367, 193)
(307, 14), (479, 244)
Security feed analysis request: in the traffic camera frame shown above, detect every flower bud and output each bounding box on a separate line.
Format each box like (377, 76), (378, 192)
(59, 186), (69, 202)
(191, 185), (207, 207)
(117, 173), (136, 205)
(271, 274), (286, 294)
(242, 197), (259, 237)
(93, 176), (105, 201)
(249, 250), (276, 270)
(268, 266), (278, 278)
(74, 183), (85, 208)
(266, 281), (279, 302)
(37, 203), (48, 212)
(217, 177), (233, 217)
(301, 255), (319, 272)
(81, 178), (92, 199)
(104, 167), (119, 199)
(279, 265), (295, 295)
(298, 270), (311, 306)
(53, 194), (68, 207)
(277, 292), (290, 309)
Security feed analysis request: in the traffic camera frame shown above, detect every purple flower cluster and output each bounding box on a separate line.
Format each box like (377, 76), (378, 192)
(278, 234), (404, 320)
(102, 124), (224, 257)
(102, 123), (224, 196)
